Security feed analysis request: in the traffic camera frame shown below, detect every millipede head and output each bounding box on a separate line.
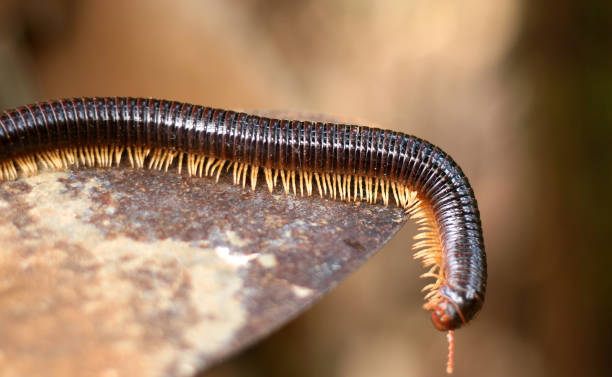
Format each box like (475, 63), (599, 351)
(427, 286), (484, 331)
(427, 291), (470, 332)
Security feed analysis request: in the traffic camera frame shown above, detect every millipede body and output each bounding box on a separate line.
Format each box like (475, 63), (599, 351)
(0, 97), (486, 373)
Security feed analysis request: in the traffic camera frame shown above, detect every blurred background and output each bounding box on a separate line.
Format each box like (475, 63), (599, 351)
(0, 1), (609, 376)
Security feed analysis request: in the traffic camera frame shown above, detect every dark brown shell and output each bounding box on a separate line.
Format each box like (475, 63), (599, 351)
(0, 97), (487, 329)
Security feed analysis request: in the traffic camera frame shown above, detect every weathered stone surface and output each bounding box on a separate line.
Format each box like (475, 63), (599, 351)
(0, 167), (407, 377)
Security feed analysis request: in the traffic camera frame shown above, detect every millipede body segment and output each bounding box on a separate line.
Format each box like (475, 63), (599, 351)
(0, 97), (486, 373)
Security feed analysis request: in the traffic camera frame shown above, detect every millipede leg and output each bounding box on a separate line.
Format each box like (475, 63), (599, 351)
(177, 152), (184, 174)
(264, 167), (274, 192)
(241, 164), (249, 189)
(250, 165), (259, 191)
(284, 170), (291, 194)
(314, 172), (323, 197)
(299, 170), (304, 196)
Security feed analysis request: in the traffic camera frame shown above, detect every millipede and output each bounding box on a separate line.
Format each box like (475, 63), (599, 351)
(0, 97), (486, 374)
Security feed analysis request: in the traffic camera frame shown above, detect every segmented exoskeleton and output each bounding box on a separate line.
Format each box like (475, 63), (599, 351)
(0, 97), (487, 373)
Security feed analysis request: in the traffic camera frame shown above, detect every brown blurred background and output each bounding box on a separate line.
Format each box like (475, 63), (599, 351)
(0, 1), (610, 376)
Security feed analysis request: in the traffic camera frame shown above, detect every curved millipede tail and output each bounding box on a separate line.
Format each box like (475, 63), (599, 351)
(0, 97), (486, 374)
